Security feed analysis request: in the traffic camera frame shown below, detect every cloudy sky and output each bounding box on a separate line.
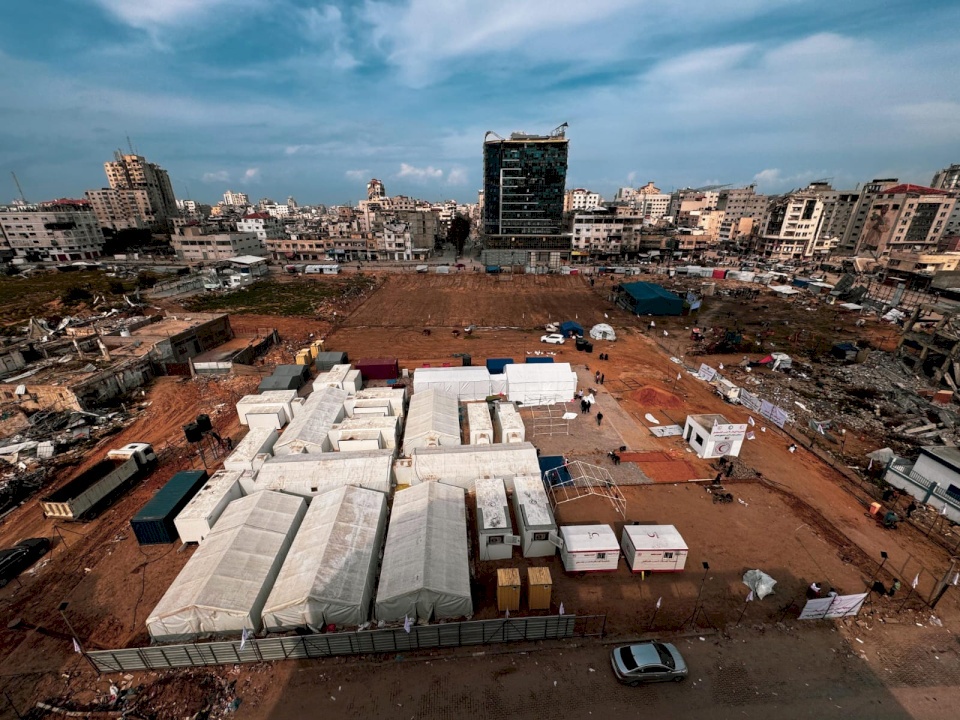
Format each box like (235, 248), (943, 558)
(2, 1), (959, 206)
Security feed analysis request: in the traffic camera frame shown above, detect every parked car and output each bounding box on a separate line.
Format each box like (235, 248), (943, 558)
(0, 537), (51, 587)
(540, 333), (566, 345)
(610, 641), (688, 685)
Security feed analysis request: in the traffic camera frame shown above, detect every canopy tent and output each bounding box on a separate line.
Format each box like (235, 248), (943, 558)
(559, 321), (584, 337)
(504, 362), (577, 406)
(375, 483), (472, 622)
(404, 389), (462, 451)
(272, 386), (348, 455)
(253, 450), (394, 499)
(407, 442), (541, 491)
(589, 323), (616, 341)
(147, 491), (306, 642)
(261, 485), (387, 631)
(413, 366), (492, 402)
(614, 282), (683, 316)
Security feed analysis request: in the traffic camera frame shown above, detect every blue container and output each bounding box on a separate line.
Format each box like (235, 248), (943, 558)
(485, 358), (514, 374)
(525, 357), (554, 364)
(130, 470), (209, 545)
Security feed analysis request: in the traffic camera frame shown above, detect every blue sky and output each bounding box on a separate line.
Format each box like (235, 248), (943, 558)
(1, 1), (959, 206)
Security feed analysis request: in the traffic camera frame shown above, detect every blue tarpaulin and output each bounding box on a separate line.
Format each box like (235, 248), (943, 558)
(539, 456), (572, 487)
(559, 321), (584, 337)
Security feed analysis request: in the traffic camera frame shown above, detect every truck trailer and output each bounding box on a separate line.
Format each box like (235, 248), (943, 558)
(41, 443), (157, 521)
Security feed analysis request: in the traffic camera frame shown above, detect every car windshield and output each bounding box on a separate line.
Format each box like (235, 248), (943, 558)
(654, 644), (676, 669)
(618, 647), (638, 671)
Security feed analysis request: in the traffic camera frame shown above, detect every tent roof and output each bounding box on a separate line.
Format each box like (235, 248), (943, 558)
(254, 450), (393, 497)
(261, 485), (386, 628)
(589, 323), (616, 340)
(273, 385), (347, 453)
(175, 470), (244, 524)
(410, 442), (541, 488)
(404, 389), (462, 448)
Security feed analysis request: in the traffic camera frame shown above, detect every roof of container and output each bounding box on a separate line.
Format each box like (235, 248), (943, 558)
(226, 427), (277, 463)
(237, 390), (298, 405)
(623, 524), (688, 551)
(513, 475), (555, 527)
(474, 478), (510, 530)
(274, 385), (347, 452)
(560, 524), (618, 551)
(175, 470), (244, 523)
(466, 402), (493, 430)
(134, 470), (208, 522)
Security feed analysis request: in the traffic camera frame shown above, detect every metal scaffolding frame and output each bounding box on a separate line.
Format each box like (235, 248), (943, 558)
(524, 402), (573, 436)
(545, 460), (626, 518)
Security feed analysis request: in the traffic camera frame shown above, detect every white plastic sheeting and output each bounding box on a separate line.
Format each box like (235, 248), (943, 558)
(236, 390), (298, 428)
(404, 389), (462, 451)
(174, 470), (245, 544)
(408, 443), (541, 491)
(413, 367), (492, 402)
(253, 450), (394, 499)
(327, 415), (400, 451)
(344, 388), (407, 418)
(223, 427), (278, 472)
(273, 386), (348, 455)
(148, 491), (307, 641)
(261, 486), (387, 630)
(375, 483), (472, 622)
(589, 323), (616, 341)
(504, 363), (577, 406)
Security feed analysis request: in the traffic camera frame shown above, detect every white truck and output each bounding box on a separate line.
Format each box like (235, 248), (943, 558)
(41, 443), (157, 520)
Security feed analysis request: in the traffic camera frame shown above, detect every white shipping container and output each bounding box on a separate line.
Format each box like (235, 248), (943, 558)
(559, 524), (620, 572)
(174, 470), (245, 544)
(621, 524), (688, 573)
(466, 402), (494, 445)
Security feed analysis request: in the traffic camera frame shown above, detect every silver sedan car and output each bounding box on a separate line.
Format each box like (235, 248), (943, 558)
(610, 641), (688, 685)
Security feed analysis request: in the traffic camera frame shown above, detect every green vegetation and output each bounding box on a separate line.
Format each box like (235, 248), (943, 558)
(182, 276), (378, 316)
(0, 270), (134, 328)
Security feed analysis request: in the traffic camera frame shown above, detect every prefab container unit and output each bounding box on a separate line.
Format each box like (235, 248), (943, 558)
(147, 491), (307, 642)
(261, 485), (388, 631)
(258, 375), (301, 392)
(344, 387), (407, 418)
(223, 427), (279, 473)
(328, 415), (400, 451)
(494, 402), (526, 443)
(274, 364), (311, 383)
(559, 524), (620, 573)
(253, 449), (394, 499)
(525, 357), (554, 364)
(406, 443), (541, 491)
(503, 363), (577, 406)
(236, 391), (298, 428)
(475, 477), (515, 561)
(403, 389), (461, 452)
(174, 470), (245, 544)
(413, 366), (492, 402)
(315, 365), (363, 395)
(485, 358), (514, 375)
(375, 483), (473, 622)
(272, 386), (348, 455)
(315, 351), (349, 373)
(621, 524), (688, 573)
(682, 413), (746, 459)
(130, 470), (209, 545)
(354, 358), (399, 380)
(466, 402), (494, 445)
(511, 475), (558, 558)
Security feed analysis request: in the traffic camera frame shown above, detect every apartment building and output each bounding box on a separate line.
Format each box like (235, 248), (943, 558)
(837, 178), (900, 254)
(854, 185), (956, 257)
(0, 199), (105, 261)
(171, 227), (265, 262)
(237, 212), (285, 243)
(563, 188), (602, 212)
(756, 189), (825, 260)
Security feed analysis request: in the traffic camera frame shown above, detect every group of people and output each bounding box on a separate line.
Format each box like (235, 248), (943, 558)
(594, 370), (605, 385)
(598, 352), (610, 361)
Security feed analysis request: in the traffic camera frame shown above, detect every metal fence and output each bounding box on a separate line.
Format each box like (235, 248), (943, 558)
(86, 614), (604, 673)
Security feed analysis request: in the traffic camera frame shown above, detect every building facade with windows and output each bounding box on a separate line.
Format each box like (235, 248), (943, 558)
(0, 200), (105, 261)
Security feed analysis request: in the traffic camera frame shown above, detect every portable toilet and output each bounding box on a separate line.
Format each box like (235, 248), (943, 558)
(467, 402), (494, 445)
(475, 478), (516, 561)
(511, 475), (557, 558)
(621, 524), (688, 573)
(527, 567), (552, 610)
(494, 402), (526, 443)
(558, 524), (620, 572)
(497, 568), (521, 612)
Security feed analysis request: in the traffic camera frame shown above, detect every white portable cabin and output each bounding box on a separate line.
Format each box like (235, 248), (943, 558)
(375, 483), (473, 622)
(147, 491), (307, 641)
(261, 486), (388, 631)
(401, 442), (541, 491)
(504, 363), (577, 406)
(272, 386), (348, 455)
(314, 364), (363, 395)
(404, 389), (461, 451)
(344, 387), (407, 418)
(466, 402), (494, 445)
(327, 415), (400, 451)
(236, 390), (299, 429)
(683, 413), (746, 459)
(223, 427), (278, 473)
(559, 524), (620, 572)
(511, 474), (557, 558)
(413, 366), (492, 402)
(253, 449), (394, 499)
(494, 402), (526, 443)
(621, 524), (688, 573)
(174, 469), (245, 544)
(474, 477), (515, 561)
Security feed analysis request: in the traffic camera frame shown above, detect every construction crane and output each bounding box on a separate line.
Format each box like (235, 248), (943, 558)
(550, 122), (569, 137)
(10, 171), (26, 203)
(692, 183), (731, 192)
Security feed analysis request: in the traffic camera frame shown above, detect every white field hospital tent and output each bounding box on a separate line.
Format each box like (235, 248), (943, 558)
(147, 491), (307, 642)
(375, 483), (473, 622)
(273, 386), (348, 455)
(404, 389), (462, 451)
(261, 485), (387, 631)
(504, 363), (577, 406)
(589, 323), (616, 341)
(405, 442), (541, 491)
(253, 450), (394, 499)
(413, 366), (492, 402)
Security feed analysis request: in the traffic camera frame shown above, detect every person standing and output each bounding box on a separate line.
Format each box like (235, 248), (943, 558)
(600, 373), (605, 385)
(596, 412), (604, 427)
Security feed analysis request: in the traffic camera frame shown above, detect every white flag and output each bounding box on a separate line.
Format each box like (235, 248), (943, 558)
(403, 615), (412, 633)
(760, 427), (766, 433)
(868, 459), (873, 470)
(559, 602), (565, 616)
(816, 423), (825, 435)
(240, 627), (249, 651)
(677, 373), (682, 381)
(746, 431), (756, 440)
(655, 597), (662, 610)
(718, 363), (724, 370)
(952, 572), (959, 586)
(72, 637), (82, 654)
(505, 609), (510, 618)
(941, 505), (948, 516)
(748, 416), (755, 426)
(912, 573), (920, 589)
(746, 591), (754, 602)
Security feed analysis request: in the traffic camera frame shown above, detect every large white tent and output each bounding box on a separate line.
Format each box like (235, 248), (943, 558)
(375, 483), (473, 622)
(147, 491), (306, 642)
(404, 389), (462, 452)
(589, 323), (616, 341)
(413, 367), (492, 402)
(504, 363), (577, 406)
(253, 450), (394, 498)
(261, 485), (387, 631)
(273, 386), (348, 455)
(404, 442), (541, 491)
(223, 426), (278, 472)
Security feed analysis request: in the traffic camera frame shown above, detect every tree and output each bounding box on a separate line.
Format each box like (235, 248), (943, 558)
(446, 214), (471, 257)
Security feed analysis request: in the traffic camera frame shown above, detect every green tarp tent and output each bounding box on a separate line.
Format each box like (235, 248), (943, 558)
(617, 282), (683, 316)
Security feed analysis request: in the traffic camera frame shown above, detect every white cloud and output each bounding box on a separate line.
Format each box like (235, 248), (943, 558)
(89, 0), (267, 31)
(202, 170), (230, 183)
(446, 167), (468, 186)
(300, 5), (360, 70)
(243, 168), (261, 182)
(752, 169), (781, 185)
(397, 163), (443, 181)
(345, 169), (370, 181)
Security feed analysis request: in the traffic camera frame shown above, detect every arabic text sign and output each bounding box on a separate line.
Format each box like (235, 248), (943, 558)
(697, 363), (717, 382)
(798, 592), (868, 620)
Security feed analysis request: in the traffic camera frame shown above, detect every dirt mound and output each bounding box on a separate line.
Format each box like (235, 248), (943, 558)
(631, 385), (683, 409)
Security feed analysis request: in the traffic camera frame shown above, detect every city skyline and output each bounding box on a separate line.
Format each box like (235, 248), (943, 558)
(2, 1), (959, 205)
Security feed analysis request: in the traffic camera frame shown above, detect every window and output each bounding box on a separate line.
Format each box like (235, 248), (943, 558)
(488, 535), (503, 544)
(533, 532), (549, 541)
(663, 552), (674, 559)
(597, 552), (607, 560)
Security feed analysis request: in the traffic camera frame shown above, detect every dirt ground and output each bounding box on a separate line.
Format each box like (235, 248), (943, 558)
(2, 271), (959, 718)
